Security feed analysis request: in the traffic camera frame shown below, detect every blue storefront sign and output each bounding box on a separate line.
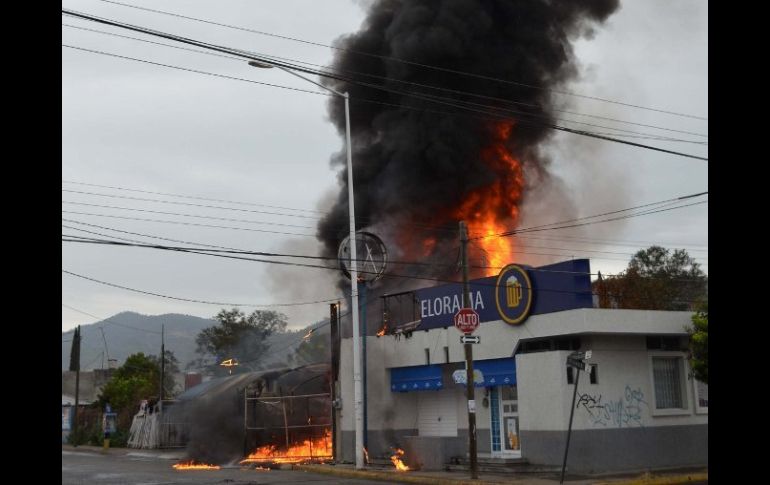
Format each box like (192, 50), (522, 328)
(414, 259), (592, 330)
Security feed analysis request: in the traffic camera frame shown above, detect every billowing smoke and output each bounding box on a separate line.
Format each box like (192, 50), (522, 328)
(317, 0), (620, 293)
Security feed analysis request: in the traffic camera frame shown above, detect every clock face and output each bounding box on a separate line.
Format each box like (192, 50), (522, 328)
(337, 231), (388, 282)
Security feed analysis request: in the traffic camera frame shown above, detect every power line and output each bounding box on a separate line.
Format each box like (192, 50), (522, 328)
(62, 43), (330, 97)
(62, 236), (707, 291)
(62, 179), (328, 215)
(60, 219), (702, 273)
(61, 10), (708, 160)
(62, 269), (343, 307)
(62, 189), (321, 220)
(472, 192), (708, 240)
(61, 210), (317, 237)
(62, 200), (317, 229)
(61, 39), (706, 154)
(62, 21), (707, 141)
(92, 0), (707, 121)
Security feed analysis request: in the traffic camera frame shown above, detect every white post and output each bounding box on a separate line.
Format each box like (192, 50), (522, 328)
(344, 92), (364, 470)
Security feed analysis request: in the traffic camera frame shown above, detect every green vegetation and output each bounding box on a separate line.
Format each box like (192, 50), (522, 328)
(594, 246), (707, 311)
(192, 308), (288, 375)
(688, 301), (708, 384)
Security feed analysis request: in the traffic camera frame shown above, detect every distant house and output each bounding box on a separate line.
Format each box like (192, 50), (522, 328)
(62, 394), (94, 443)
(61, 369), (114, 443)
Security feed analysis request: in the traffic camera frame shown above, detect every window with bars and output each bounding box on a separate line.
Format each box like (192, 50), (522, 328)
(652, 356), (686, 409)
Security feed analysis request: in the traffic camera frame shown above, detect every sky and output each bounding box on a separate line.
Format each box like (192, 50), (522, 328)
(61, 0), (708, 333)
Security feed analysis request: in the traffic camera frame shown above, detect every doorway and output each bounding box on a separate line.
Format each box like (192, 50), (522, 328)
(489, 385), (521, 457)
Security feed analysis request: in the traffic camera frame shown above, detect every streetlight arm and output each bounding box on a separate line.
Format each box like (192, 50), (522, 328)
(248, 60), (344, 98)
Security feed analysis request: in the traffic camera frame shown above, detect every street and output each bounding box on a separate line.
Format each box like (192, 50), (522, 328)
(62, 449), (405, 485)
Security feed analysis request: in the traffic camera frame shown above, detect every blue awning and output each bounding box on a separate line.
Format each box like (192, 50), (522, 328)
(390, 364), (443, 392)
(456, 358), (516, 387)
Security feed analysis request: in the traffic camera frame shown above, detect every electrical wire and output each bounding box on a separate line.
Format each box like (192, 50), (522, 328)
(91, 0), (708, 121)
(62, 21), (707, 141)
(61, 10), (708, 159)
(62, 179), (329, 215)
(63, 269), (344, 307)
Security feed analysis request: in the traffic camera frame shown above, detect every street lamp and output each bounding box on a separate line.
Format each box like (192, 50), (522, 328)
(248, 60), (365, 470)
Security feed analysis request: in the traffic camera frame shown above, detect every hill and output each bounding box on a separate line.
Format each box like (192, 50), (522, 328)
(61, 312), (329, 371)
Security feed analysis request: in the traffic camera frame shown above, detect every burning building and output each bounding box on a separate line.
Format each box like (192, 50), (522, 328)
(310, 0), (705, 475)
(332, 260), (708, 473)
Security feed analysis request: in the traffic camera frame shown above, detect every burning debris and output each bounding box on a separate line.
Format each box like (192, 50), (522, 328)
(168, 365), (331, 466)
(390, 448), (410, 472)
(318, 0), (620, 286)
(240, 429), (333, 465)
(172, 461), (221, 470)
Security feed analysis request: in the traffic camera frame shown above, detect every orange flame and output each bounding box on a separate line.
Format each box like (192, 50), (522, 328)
(453, 121), (522, 275)
(390, 448), (410, 471)
(172, 461), (221, 470)
(240, 429), (332, 464)
(376, 324), (387, 337)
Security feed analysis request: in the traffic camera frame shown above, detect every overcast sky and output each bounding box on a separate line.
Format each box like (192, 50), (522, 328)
(61, 0), (707, 333)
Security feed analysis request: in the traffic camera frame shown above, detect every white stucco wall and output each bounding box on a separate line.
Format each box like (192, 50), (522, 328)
(339, 309), (704, 434)
(371, 308), (692, 369)
(517, 335), (708, 432)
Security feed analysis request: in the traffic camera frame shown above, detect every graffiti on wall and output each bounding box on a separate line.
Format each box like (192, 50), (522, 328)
(576, 385), (647, 427)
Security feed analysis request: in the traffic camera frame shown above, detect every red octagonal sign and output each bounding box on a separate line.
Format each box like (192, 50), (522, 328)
(454, 308), (480, 334)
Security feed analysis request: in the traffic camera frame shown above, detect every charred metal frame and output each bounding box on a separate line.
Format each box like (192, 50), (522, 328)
(243, 391), (333, 460)
(381, 290), (422, 338)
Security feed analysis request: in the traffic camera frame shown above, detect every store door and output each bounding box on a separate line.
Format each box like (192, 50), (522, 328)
(490, 385), (520, 456)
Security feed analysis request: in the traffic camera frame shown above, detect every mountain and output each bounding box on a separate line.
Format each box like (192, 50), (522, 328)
(61, 312), (329, 371)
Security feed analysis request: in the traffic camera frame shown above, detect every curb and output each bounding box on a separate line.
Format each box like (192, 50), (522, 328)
(296, 464), (706, 485)
(592, 472), (708, 485)
(295, 464), (513, 485)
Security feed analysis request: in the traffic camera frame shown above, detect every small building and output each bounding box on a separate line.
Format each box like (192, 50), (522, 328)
(335, 259), (707, 473)
(62, 394), (94, 443)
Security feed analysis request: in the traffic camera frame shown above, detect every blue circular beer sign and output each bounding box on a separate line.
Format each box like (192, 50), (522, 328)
(494, 264), (533, 325)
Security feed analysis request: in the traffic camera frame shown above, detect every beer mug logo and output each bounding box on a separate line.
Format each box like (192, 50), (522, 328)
(495, 264), (533, 325)
(506, 276), (522, 308)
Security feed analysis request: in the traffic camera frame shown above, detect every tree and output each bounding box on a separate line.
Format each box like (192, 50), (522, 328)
(688, 301), (708, 384)
(594, 246), (707, 311)
(98, 353), (158, 412)
(194, 308), (288, 375)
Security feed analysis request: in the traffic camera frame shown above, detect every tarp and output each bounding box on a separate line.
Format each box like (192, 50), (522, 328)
(390, 364), (443, 392)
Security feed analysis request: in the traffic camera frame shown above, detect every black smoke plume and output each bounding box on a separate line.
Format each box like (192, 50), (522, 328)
(318, 0), (619, 295)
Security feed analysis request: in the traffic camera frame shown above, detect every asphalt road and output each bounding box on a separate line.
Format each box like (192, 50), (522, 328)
(62, 450), (405, 485)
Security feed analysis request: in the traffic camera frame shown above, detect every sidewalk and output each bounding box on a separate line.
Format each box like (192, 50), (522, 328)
(294, 463), (707, 485)
(62, 444), (186, 461)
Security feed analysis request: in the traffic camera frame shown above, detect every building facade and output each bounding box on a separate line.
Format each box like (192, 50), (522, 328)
(335, 260), (707, 473)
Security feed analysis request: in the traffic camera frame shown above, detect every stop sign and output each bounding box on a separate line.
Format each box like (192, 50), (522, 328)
(454, 308), (480, 334)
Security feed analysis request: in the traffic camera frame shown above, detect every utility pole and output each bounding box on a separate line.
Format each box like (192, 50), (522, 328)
(71, 325), (81, 446)
(561, 351), (590, 484)
(460, 222), (479, 479)
(159, 324), (165, 413)
(360, 282), (368, 451)
(329, 303), (340, 462)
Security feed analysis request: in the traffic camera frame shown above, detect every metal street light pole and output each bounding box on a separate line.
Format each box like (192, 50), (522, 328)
(248, 61), (365, 469)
